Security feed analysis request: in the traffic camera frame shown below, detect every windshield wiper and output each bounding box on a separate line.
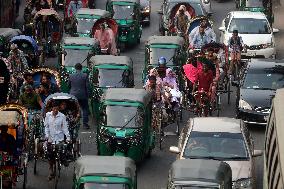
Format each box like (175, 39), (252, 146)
(186, 156), (223, 160)
(225, 156), (248, 160)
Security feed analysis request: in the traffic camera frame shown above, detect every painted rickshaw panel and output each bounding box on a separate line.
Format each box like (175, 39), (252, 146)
(28, 67), (61, 89)
(0, 57), (10, 105)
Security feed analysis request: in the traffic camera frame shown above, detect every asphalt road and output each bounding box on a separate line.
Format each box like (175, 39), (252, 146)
(13, 0), (284, 188)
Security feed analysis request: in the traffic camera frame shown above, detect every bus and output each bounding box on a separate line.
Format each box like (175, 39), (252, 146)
(264, 88), (284, 189)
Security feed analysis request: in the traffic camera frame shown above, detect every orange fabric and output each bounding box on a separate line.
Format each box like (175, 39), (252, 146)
(7, 128), (16, 139)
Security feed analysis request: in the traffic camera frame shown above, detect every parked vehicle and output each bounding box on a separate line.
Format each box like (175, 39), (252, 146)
(264, 88), (284, 189)
(236, 0), (273, 24)
(97, 88), (155, 162)
(0, 104), (29, 189)
(59, 37), (100, 92)
(74, 8), (111, 37)
(167, 159), (232, 188)
(236, 59), (284, 125)
(169, 117), (263, 188)
(73, 156), (137, 189)
(219, 11), (279, 59)
(0, 28), (21, 58)
(106, 0), (142, 51)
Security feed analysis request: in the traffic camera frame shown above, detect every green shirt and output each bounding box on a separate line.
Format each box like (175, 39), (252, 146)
(19, 92), (41, 110)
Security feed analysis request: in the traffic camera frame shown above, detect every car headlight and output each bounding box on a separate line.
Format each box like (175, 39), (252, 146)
(233, 178), (252, 188)
(239, 99), (253, 110)
(203, 0), (210, 4)
(262, 43), (273, 49)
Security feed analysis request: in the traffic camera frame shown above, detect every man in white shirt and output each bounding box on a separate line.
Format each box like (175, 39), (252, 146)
(44, 102), (70, 180)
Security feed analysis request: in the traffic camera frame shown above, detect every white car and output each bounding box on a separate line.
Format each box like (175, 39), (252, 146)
(219, 11), (279, 58)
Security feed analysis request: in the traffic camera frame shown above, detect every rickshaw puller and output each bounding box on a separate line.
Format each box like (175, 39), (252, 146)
(7, 44), (29, 75)
(67, 0), (83, 18)
(44, 102), (70, 180)
(174, 5), (190, 35)
(189, 18), (216, 43)
(190, 26), (211, 49)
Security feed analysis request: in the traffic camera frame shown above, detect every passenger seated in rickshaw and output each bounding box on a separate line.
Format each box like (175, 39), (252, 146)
(0, 125), (16, 155)
(163, 68), (181, 111)
(39, 83), (52, 103)
(20, 72), (36, 95)
(190, 26), (211, 49)
(94, 22), (118, 55)
(144, 68), (163, 88)
(41, 74), (60, 94)
(192, 61), (214, 103)
(156, 57), (168, 79)
(7, 44), (29, 75)
(174, 5), (190, 35)
(19, 85), (43, 110)
(189, 18), (216, 43)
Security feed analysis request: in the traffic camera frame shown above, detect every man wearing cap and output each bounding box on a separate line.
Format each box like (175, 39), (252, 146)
(19, 85), (43, 110)
(156, 57), (168, 79)
(69, 63), (90, 129)
(189, 18), (216, 43)
(44, 102), (70, 180)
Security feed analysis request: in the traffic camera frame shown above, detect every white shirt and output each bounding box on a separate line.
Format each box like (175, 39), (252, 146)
(44, 111), (70, 144)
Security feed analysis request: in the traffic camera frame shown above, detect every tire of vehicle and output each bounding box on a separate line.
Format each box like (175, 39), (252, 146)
(53, 161), (60, 189)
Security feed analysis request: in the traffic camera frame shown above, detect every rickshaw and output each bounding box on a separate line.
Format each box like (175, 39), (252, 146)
(73, 156), (137, 189)
(97, 88), (155, 162)
(236, 0), (273, 24)
(0, 57), (10, 105)
(29, 67), (61, 91)
(0, 28), (21, 58)
(10, 35), (40, 68)
(143, 35), (186, 90)
(106, 0), (142, 51)
(33, 9), (63, 63)
(0, 103), (29, 189)
(167, 2), (196, 37)
(167, 159), (232, 189)
(73, 8), (111, 37)
(59, 37), (100, 92)
(91, 17), (119, 55)
(89, 55), (134, 118)
(31, 93), (81, 173)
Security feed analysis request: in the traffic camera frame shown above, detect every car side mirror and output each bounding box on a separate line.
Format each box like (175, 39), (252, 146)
(219, 26), (225, 32)
(253, 150), (263, 157)
(273, 28), (279, 33)
(157, 9), (163, 14)
(169, 146), (180, 154)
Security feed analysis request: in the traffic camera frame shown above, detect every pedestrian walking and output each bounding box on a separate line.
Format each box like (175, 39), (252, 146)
(69, 63), (90, 129)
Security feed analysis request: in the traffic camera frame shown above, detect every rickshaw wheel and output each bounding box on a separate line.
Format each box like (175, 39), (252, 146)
(227, 76), (231, 105)
(33, 158), (37, 175)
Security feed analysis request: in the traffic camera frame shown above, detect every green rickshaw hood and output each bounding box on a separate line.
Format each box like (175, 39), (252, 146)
(78, 176), (131, 185)
(64, 66), (89, 74)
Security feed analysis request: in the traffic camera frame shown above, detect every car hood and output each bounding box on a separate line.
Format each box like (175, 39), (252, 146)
(239, 33), (272, 46)
(240, 88), (275, 108)
(225, 160), (251, 181)
(224, 33), (272, 46)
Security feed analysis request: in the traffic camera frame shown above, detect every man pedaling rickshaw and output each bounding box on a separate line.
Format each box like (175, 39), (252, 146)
(189, 26), (212, 50)
(94, 22), (119, 55)
(189, 18), (216, 43)
(67, 0), (83, 32)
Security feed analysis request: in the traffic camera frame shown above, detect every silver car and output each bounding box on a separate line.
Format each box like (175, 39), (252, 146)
(169, 117), (263, 188)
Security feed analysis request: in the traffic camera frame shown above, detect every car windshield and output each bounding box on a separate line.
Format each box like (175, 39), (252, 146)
(97, 68), (128, 88)
(64, 49), (90, 66)
(102, 105), (143, 128)
(81, 183), (129, 189)
(149, 47), (177, 65)
(243, 66), (284, 90)
(228, 18), (271, 34)
(175, 186), (218, 189)
(246, 0), (263, 7)
(77, 18), (97, 34)
(167, 3), (204, 16)
(183, 132), (249, 160)
(113, 5), (134, 19)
